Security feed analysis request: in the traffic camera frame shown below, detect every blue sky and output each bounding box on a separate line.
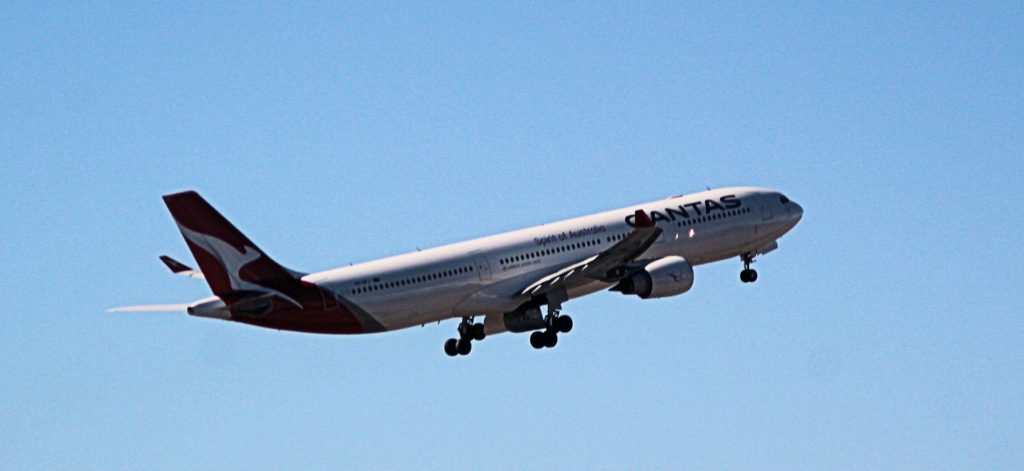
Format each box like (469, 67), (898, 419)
(1, 2), (1021, 469)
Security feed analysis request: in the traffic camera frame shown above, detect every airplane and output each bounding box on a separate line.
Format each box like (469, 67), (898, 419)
(110, 187), (803, 356)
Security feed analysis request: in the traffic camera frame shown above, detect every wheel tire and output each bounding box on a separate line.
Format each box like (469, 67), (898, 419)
(444, 338), (458, 357)
(748, 269), (757, 282)
(740, 269), (751, 283)
(457, 338), (472, 355)
(472, 323), (486, 341)
(530, 331), (546, 349)
(556, 316), (573, 333)
(544, 331), (558, 348)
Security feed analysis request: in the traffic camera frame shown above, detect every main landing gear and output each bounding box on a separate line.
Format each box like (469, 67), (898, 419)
(740, 253), (758, 283)
(529, 311), (573, 350)
(444, 316), (485, 357)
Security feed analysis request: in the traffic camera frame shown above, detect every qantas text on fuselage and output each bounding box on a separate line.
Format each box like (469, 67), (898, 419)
(111, 187), (803, 356)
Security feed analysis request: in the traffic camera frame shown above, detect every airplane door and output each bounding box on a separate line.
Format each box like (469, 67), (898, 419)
(470, 251), (492, 281)
(758, 195), (774, 221)
(753, 195), (774, 235)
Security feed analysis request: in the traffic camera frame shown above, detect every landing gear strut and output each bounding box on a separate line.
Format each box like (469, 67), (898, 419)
(529, 308), (573, 350)
(740, 253), (758, 283)
(444, 316), (485, 357)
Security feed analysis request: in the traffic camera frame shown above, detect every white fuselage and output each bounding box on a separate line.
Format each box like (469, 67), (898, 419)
(302, 187), (802, 331)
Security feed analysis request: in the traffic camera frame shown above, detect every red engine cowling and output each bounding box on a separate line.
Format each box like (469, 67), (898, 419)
(612, 256), (694, 299)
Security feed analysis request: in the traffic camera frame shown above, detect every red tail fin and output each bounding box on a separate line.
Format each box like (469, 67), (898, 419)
(162, 191), (304, 306)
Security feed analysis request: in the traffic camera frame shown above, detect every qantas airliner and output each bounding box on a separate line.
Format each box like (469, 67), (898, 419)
(111, 187), (802, 356)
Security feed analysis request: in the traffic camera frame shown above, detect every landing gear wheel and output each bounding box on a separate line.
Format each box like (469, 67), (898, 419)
(471, 323), (486, 341)
(444, 338), (459, 357)
(544, 330), (558, 348)
(740, 253), (758, 283)
(555, 315), (573, 333)
(456, 338), (472, 355)
(530, 331), (546, 349)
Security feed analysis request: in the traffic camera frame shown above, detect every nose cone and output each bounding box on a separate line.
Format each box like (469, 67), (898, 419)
(790, 201), (803, 222)
(784, 201), (803, 232)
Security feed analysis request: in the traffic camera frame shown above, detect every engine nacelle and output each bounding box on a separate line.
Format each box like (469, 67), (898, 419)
(501, 306), (546, 333)
(187, 296), (230, 319)
(612, 256), (694, 299)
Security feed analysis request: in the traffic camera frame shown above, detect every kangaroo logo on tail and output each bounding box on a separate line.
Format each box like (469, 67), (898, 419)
(175, 224), (302, 307)
(163, 191), (307, 309)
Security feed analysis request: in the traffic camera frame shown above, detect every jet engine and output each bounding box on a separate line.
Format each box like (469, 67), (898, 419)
(612, 256), (694, 299)
(501, 305), (546, 333)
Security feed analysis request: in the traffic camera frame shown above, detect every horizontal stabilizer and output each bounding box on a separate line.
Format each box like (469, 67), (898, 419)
(160, 255), (205, 279)
(107, 304), (189, 313)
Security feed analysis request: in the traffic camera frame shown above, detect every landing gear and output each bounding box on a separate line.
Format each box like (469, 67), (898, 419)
(555, 315), (573, 333)
(530, 310), (572, 350)
(444, 338), (471, 356)
(740, 253), (758, 283)
(530, 330), (558, 349)
(444, 316), (485, 357)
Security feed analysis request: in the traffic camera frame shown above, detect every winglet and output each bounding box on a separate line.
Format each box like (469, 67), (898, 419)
(634, 209), (654, 228)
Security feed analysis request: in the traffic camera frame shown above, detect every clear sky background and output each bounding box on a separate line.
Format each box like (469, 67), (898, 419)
(1, 2), (1021, 470)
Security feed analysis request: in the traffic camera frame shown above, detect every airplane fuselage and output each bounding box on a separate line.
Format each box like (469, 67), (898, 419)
(298, 186), (802, 332)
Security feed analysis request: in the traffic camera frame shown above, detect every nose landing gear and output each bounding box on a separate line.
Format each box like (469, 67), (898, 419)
(740, 253), (758, 283)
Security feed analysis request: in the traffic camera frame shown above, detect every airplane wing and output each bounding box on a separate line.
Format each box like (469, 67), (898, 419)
(160, 255), (205, 279)
(520, 210), (662, 297)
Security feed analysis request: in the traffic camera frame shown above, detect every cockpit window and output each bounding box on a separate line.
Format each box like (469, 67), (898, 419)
(779, 195), (790, 204)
